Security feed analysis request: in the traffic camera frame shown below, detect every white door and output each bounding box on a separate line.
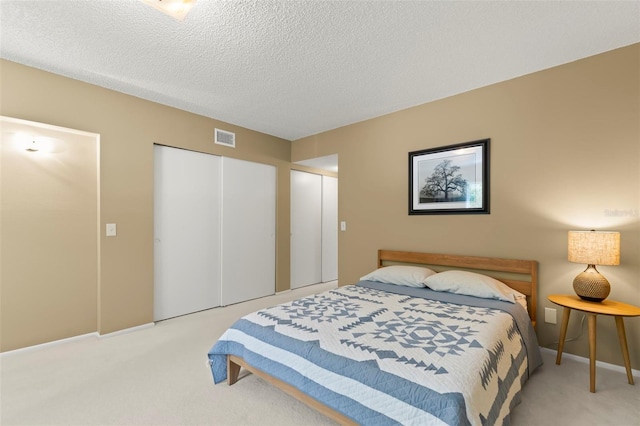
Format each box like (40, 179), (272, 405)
(322, 176), (338, 282)
(220, 157), (276, 305)
(290, 170), (323, 289)
(154, 145), (221, 321)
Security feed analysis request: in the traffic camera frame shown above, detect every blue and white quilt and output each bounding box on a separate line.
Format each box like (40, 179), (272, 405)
(208, 281), (542, 425)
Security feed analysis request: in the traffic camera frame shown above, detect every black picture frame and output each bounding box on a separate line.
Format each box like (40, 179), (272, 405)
(409, 139), (490, 215)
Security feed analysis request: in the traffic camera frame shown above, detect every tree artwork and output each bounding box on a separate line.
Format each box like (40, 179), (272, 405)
(409, 139), (489, 214)
(420, 159), (467, 202)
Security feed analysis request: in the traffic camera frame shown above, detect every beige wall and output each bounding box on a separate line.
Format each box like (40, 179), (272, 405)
(1, 44), (638, 368)
(0, 59), (294, 351)
(1, 119), (98, 351)
(293, 44), (640, 369)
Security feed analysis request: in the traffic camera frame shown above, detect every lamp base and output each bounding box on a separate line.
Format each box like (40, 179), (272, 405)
(573, 264), (610, 302)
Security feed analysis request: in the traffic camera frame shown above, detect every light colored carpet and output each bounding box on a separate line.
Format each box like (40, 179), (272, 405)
(1, 281), (638, 426)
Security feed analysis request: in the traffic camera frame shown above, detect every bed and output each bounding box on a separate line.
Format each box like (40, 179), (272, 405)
(207, 250), (542, 425)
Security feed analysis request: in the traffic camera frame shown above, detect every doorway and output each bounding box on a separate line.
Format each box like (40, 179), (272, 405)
(0, 116), (99, 352)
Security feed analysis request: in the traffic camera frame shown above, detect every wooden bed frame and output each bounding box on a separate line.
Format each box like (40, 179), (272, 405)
(226, 250), (538, 425)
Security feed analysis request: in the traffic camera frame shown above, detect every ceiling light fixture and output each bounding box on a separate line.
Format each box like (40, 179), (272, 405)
(140, 0), (196, 21)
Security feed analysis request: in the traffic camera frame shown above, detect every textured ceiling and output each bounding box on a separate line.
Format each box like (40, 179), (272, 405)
(1, 1), (639, 141)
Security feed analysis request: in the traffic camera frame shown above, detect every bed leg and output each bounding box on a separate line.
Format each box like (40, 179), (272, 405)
(227, 355), (241, 385)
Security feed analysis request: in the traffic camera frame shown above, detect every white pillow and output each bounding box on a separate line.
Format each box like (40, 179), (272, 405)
(515, 294), (528, 312)
(424, 270), (525, 303)
(360, 265), (437, 288)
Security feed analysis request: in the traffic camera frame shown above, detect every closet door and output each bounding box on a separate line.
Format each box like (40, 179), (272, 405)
(153, 145), (221, 321)
(322, 175), (338, 282)
(220, 157), (276, 305)
(290, 170), (322, 289)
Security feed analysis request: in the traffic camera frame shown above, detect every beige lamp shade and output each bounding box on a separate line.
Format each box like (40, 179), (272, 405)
(568, 230), (620, 266)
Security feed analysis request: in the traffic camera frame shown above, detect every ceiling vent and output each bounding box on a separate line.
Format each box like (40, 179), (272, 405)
(214, 128), (235, 148)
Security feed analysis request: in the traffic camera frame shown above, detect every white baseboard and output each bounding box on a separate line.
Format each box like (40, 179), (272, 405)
(540, 347), (640, 378)
(1, 332), (99, 357)
(276, 281), (338, 295)
(1, 323), (155, 356)
(99, 323), (154, 338)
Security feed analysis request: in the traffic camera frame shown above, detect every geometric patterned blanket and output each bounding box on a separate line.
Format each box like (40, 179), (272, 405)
(208, 282), (541, 425)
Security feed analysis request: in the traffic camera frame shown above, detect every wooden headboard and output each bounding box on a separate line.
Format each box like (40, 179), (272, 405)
(378, 250), (538, 327)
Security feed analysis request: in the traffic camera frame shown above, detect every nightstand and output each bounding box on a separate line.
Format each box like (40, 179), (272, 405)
(548, 294), (640, 393)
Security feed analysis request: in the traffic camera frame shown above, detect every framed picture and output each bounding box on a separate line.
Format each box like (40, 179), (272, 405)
(409, 139), (490, 215)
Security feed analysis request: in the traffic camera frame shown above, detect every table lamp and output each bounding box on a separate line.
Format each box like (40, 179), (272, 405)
(568, 230), (620, 302)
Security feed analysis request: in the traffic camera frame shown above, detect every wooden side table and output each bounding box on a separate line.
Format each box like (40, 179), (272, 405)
(548, 294), (640, 393)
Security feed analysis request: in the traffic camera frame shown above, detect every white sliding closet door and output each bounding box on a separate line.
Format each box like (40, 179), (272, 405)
(221, 157), (276, 305)
(154, 145), (221, 321)
(322, 176), (338, 282)
(290, 170), (323, 289)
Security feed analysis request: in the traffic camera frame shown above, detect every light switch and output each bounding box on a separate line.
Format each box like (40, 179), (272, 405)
(340, 221), (346, 231)
(106, 223), (117, 237)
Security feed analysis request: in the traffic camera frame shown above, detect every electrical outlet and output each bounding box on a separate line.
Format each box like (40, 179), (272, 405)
(106, 223), (117, 237)
(545, 307), (557, 324)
